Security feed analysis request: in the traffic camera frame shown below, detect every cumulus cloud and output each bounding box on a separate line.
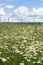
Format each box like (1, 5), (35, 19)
(0, 6), (43, 22)
(0, 8), (5, 15)
(6, 5), (14, 8)
(36, 8), (43, 15)
(0, 15), (20, 22)
(14, 6), (29, 17)
(14, 6), (43, 22)
(9, 17), (20, 22)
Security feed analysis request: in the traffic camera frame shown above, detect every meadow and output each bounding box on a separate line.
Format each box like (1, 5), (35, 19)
(0, 23), (43, 65)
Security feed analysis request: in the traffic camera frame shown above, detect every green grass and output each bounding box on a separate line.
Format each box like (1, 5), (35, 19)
(0, 23), (43, 65)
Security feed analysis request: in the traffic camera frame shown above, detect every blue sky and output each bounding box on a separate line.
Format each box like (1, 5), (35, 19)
(0, 0), (43, 22)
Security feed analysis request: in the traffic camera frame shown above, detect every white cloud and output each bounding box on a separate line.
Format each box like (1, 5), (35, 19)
(14, 6), (29, 17)
(0, 6), (43, 22)
(9, 17), (20, 22)
(6, 5), (14, 8)
(0, 15), (20, 22)
(36, 8), (43, 15)
(14, 6), (43, 22)
(0, 8), (5, 15)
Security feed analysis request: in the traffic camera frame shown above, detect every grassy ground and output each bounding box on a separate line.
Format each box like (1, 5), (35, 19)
(0, 23), (43, 65)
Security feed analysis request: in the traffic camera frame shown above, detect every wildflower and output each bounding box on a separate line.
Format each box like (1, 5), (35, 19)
(0, 58), (7, 62)
(20, 62), (24, 65)
(7, 57), (10, 60)
(41, 57), (43, 61)
(15, 49), (20, 53)
(27, 59), (31, 62)
(37, 60), (41, 64)
(20, 52), (24, 55)
(32, 61), (36, 64)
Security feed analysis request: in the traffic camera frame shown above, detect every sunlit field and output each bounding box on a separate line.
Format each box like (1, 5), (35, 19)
(0, 23), (43, 65)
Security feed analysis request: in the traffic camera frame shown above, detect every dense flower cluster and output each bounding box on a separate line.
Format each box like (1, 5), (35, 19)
(0, 23), (43, 65)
